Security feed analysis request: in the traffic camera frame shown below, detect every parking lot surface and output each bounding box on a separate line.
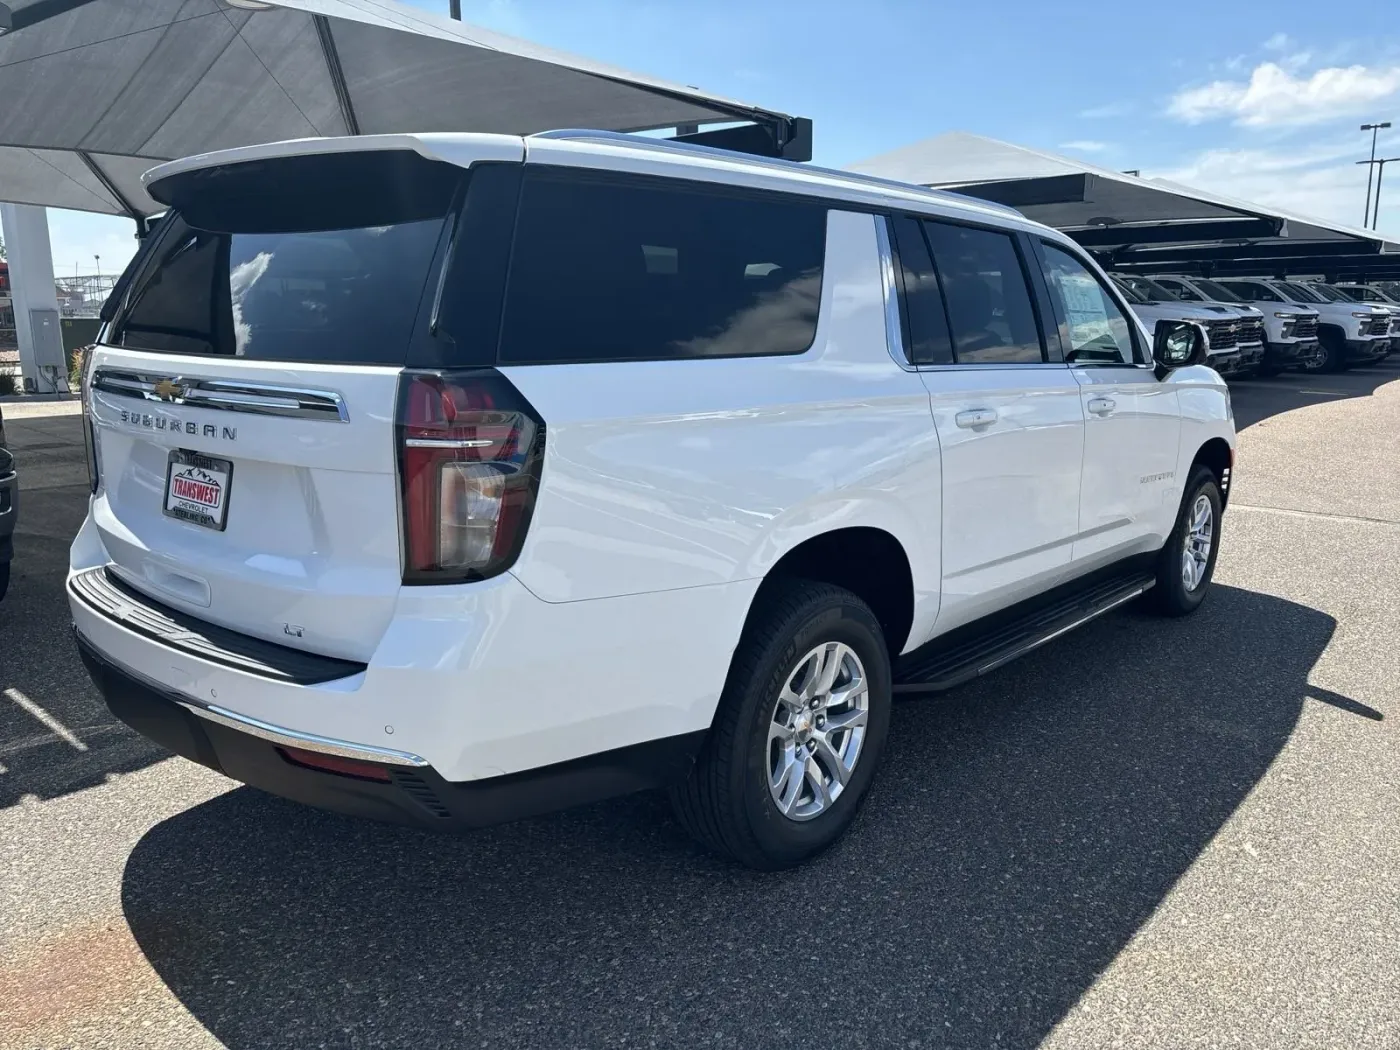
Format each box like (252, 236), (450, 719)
(2, 366), (1399, 1050)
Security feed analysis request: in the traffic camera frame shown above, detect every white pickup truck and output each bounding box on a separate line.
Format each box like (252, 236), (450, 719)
(1110, 275), (1254, 376)
(69, 131), (1235, 868)
(1217, 278), (1389, 372)
(1149, 274), (1316, 375)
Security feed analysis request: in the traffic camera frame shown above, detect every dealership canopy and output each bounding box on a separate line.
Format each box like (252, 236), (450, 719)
(0, 0), (811, 220)
(851, 132), (1400, 281)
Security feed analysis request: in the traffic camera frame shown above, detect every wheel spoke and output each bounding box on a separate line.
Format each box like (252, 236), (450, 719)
(822, 706), (867, 734)
(812, 643), (844, 699)
(803, 755), (832, 811)
(810, 731), (850, 786)
(768, 716), (794, 749)
(794, 648), (824, 701)
(772, 751), (805, 815)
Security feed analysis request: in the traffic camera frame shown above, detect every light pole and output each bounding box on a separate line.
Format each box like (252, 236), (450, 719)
(449, 0), (460, 18)
(1371, 157), (1400, 230)
(1361, 122), (1391, 226)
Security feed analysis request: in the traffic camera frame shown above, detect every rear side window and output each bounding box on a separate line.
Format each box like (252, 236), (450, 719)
(497, 172), (826, 364)
(922, 221), (1044, 364)
(109, 151), (459, 364)
(888, 215), (953, 365)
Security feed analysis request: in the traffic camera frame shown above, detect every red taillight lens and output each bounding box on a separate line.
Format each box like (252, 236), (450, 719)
(397, 370), (544, 584)
(78, 345), (100, 494)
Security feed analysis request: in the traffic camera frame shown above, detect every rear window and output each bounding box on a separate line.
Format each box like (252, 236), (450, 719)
(110, 151), (458, 364)
(496, 171), (827, 365)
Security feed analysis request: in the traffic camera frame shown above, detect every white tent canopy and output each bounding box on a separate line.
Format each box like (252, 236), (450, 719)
(851, 132), (1400, 280)
(0, 0), (810, 219)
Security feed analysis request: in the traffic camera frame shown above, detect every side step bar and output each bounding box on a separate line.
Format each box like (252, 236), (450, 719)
(894, 572), (1155, 694)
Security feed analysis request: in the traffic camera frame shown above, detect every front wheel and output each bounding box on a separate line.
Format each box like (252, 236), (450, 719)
(1150, 465), (1223, 617)
(670, 579), (892, 870)
(1301, 332), (1344, 373)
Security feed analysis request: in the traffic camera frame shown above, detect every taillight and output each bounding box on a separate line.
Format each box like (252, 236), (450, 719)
(78, 345), (100, 494)
(396, 370), (545, 584)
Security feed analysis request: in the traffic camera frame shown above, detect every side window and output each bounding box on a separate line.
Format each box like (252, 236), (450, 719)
(888, 215), (953, 365)
(497, 171), (826, 364)
(1038, 243), (1139, 365)
(1231, 281), (1278, 303)
(1160, 278), (1203, 301)
(922, 220), (1044, 364)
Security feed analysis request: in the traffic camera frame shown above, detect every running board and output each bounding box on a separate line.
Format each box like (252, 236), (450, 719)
(893, 572), (1155, 694)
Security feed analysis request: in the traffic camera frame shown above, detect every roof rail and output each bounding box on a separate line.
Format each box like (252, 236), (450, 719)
(528, 129), (1024, 217)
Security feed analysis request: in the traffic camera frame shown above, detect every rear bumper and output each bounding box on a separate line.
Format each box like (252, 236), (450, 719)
(67, 510), (754, 785)
(76, 632), (704, 829)
(0, 469), (16, 563)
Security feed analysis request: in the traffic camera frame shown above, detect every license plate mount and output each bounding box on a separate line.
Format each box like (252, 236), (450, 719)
(163, 449), (233, 532)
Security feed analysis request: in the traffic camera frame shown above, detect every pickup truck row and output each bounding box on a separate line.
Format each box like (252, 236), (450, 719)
(1107, 273), (1397, 376)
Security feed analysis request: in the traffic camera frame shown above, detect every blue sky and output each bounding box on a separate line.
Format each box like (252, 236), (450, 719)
(46, 0), (1400, 276)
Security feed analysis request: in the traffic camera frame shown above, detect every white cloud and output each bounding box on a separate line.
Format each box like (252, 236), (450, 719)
(1059, 140), (1108, 153)
(1148, 141), (1398, 237)
(1168, 61), (1400, 126)
(1079, 102), (1131, 119)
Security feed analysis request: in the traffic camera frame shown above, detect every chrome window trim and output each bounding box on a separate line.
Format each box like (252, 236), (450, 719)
(91, 367), (349, 423)
(872, 215), (915, 372)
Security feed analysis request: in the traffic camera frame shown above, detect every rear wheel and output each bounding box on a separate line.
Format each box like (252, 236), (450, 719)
(670, 579), (892, 869)
(0, 561), (8, 602)
(1150, 465), (1223, 617)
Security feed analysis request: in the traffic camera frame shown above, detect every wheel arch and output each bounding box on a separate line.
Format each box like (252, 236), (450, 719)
(1190, 436), (1234, 506)
(745, 526), (918, 659)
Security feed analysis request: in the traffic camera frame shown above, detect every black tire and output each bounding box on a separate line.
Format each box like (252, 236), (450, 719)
(0, 561), (8, 602)
(1303, 330), (1345, 373)
(670, 578), (892, 870)
(1149, 465), (1223, 617)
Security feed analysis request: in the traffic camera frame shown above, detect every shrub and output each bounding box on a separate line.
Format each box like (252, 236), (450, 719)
(0, 370), (17, 396)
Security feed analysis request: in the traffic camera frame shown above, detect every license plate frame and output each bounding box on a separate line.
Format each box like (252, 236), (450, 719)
(163, 449), (233, 532)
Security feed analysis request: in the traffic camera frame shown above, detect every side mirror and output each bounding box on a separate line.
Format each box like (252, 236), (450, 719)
(1152, 320), (1207, 376)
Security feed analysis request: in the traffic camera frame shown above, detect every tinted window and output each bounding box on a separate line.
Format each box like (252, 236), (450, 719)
(1278, 282), (1324, 303)
(111, 215), (444, 363)
(1156, 278), (1204, 301)
(1040, 244), (1138, 365)
(497, 172), (826, 364)
(1193, 279), (1244, 303)
(1224, 281), (1282, 303)
(922, 221), (1043, 364)
(1116, 274), (1179, 301)
(889, 215), (953, 365)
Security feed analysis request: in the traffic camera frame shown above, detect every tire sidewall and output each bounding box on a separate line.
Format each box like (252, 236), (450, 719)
(734, 596), (892, 866)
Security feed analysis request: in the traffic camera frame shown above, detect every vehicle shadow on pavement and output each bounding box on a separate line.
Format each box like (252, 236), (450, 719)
(122, 584), (1346, 1049)
(1, 486), (169, 810)
(1229, 358), (1398, 430)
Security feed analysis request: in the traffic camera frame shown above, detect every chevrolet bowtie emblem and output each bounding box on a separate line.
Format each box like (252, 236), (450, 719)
(153, 378), (188, 402)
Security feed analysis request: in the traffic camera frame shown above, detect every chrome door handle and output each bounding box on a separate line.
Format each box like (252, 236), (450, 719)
(1087, 397), (1116, 416)
(954, 408), (998, 429)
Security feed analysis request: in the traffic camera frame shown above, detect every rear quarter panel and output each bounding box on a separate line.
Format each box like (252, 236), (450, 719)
(501, 210), (943, 647)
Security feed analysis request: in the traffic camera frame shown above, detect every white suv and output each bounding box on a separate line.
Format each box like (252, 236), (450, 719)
(69, 131), (1234, 869)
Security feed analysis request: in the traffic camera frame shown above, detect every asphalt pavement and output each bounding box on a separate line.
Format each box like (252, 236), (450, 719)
(2, 365), (1399, 1050)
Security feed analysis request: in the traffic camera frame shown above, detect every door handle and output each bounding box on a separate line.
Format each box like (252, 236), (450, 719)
(954, 408), (998, 429)
(1087, 397), (1117, 416)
